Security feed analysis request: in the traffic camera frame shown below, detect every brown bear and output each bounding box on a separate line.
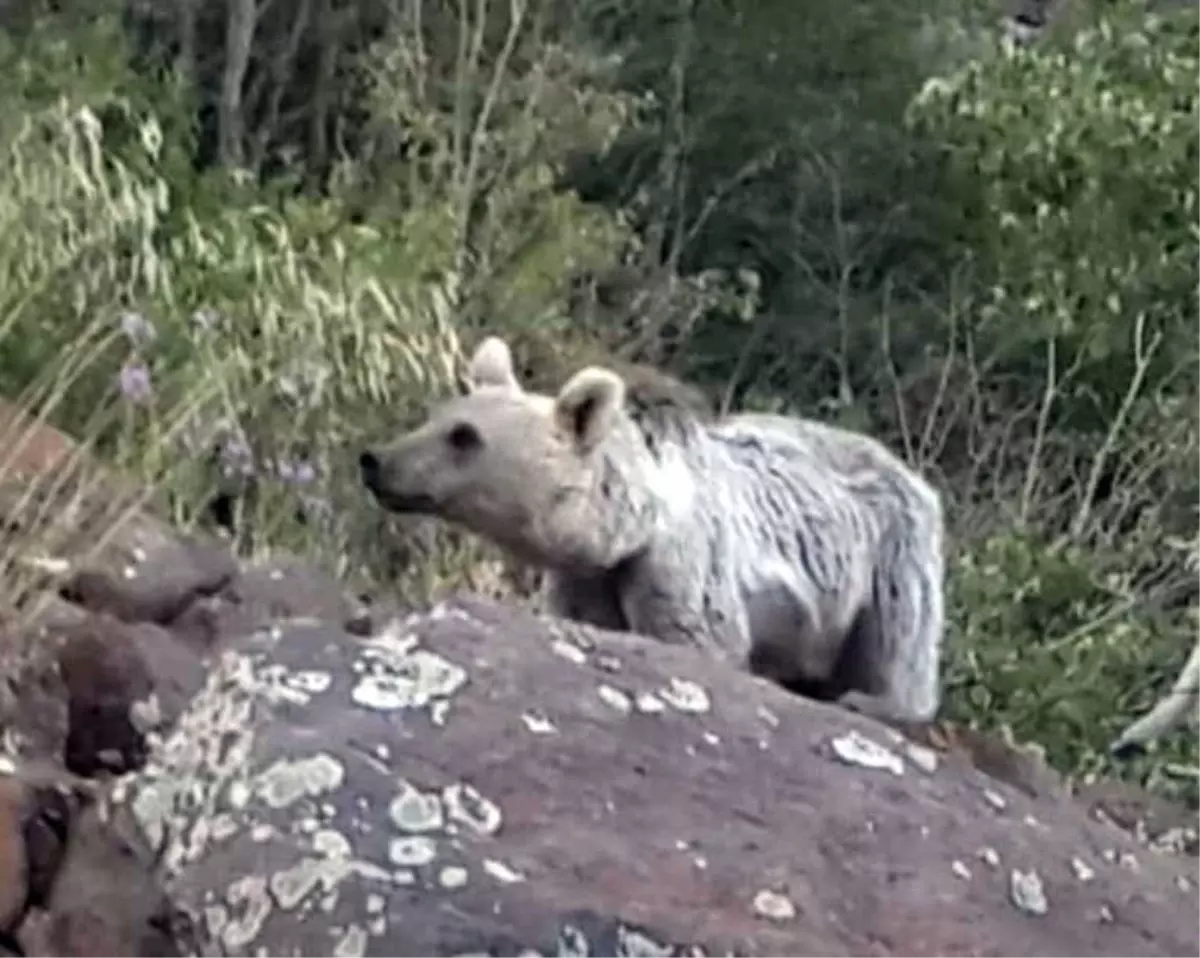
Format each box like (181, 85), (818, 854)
(360, 336), (946, 724)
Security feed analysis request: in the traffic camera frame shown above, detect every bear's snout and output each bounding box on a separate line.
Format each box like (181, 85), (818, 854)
(358, 447), (438, 515)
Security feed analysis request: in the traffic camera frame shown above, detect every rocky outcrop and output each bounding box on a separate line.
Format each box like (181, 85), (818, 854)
(10, 591), (1194, 957)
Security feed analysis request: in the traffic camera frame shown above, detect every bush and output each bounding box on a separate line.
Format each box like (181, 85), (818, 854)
(908, 0), (1199, 804)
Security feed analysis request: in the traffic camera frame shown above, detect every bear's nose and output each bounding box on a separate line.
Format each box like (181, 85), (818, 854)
(358, 449), (382, 491)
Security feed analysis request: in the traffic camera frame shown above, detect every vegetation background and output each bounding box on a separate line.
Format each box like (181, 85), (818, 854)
(0, 0), (1195, 804)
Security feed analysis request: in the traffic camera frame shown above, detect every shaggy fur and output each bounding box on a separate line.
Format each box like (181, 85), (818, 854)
(360, 336), (947, 722)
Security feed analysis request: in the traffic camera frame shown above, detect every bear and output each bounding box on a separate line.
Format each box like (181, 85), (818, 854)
(359, 335), (947, 724)
(1110, 636), (1199, 759)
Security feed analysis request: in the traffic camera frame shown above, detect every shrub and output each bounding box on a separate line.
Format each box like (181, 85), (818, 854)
(908, 0), (1199, 804)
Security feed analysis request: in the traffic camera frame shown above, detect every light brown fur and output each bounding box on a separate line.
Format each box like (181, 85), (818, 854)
(361, 336), (946, 722)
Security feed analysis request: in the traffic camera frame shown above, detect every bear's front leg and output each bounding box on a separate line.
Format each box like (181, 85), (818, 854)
(615, 558), (740, 663)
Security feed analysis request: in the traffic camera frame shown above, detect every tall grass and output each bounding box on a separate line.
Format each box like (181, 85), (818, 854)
(0, 7), (643, 627)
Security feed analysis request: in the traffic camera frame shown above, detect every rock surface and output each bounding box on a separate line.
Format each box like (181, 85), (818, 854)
(23, 594), (1197, 957)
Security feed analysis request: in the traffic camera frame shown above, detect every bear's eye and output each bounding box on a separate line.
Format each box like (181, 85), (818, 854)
(446, 422), (482, 452)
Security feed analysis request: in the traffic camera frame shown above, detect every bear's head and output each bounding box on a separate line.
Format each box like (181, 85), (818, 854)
(359, 336), (679, 571)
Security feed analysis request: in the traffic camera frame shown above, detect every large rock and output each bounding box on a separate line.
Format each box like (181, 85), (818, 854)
(1, 479), (359, 781)
(31, 594), (1197, 957)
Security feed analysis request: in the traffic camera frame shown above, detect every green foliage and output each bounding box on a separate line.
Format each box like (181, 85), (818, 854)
(907, 1), (1199, 804)
(0, 6), (643, 601)
(908, 1), (1199, 407)
(946, 530), (1198, 806)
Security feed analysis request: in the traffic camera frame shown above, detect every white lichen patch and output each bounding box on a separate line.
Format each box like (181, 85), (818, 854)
(156, 652), (259, 783)
(521, 710), (558, 734)
(439, 865), (469, 889)
(269, 828), (393, 913)
(209, 812), (240, 843)
(204, 904), (228, 942)
(1070, 856), (1095, 882)
(287, 670), (333, 695)
(660, 677), (711, 714)
(1151, 826), (1198, 856)
(904, 741), (939, 774)
(1117, 850), (1140, 873)
(483, 858), (526, 884)
(616, 925), (673, 957)
(597, 684), (632, 714)
(1009, 868), (1048, 916)
(752, 888), (796, 922)
(222, 875), (273, 951)
(389, 781), (445, 833)
(250, 823), (276, 843)
(444, 783), (502, 837)
(255, 753), (345, 809)
(351, 646), (467, 712)
(830, 730), (904, 776)
(559, 923), (588, 955)
(227, 781), (251, 810)
(430, 700), (452, 727)
(389, 835), (438, 867)
(595, 654), (623, 673)
(634, 692), (666, 714)
(270, 858), (329, 910)
(982, 788), (1007, 811)
(550, 638), (588, 666)
(130, 783), (171, 854)
(756, 705), (779, 728)
(130, 693), (163, 734)
(253, 662), (332, 707)
(332, 924), (368, 958)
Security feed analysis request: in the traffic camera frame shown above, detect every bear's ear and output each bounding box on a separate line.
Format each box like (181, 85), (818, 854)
(555, 367), (625, 451)
(466, 336), (520, 393)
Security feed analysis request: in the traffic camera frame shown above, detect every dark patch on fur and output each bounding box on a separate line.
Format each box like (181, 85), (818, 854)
(614, 361), (714, 454)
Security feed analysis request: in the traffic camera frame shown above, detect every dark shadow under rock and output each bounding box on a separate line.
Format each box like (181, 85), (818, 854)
(18, 797), (188, 958)
(54, 615), (207, 779)
(59, 533), (236, 628)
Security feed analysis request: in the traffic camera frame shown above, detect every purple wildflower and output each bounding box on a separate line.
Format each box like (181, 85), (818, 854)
(217, 431), (256, 478)
(118, 361), (153, 404)
(277, 458), (318, 485)
(119, 310), (156, 345)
